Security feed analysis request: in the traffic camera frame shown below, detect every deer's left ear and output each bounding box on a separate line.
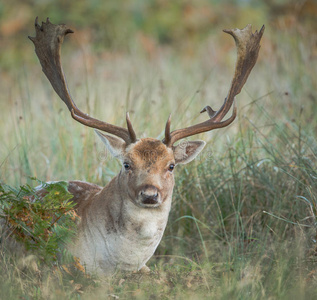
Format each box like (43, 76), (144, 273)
(173, 141), (206, 165)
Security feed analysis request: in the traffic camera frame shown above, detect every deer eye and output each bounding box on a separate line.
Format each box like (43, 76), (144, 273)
(123, 162), (131, 170)
(168, 164), (175, 172)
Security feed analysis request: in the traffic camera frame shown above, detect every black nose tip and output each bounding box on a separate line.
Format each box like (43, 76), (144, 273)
(140, 185), (159, 205)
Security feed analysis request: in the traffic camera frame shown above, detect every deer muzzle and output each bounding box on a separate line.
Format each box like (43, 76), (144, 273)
(138, 185), (161, 207)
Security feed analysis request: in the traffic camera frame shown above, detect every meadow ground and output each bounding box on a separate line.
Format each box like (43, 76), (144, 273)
(0, 1), (317, 299)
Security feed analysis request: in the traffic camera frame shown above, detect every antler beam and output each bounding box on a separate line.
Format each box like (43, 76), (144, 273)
(163, 24), (265, 147)
(29, 17), (136, 144)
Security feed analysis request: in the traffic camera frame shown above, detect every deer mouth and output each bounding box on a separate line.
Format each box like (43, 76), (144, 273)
(142, 198), (159, 205)
(139, 194), (162, 208)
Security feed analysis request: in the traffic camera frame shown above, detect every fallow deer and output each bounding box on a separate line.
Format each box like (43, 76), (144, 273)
(29, 18), (264, 275)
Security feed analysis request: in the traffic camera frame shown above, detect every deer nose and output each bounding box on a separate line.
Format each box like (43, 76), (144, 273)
(139, 185), (159, 205)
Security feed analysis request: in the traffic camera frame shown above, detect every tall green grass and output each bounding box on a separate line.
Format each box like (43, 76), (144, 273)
(1, 16), (317, 299)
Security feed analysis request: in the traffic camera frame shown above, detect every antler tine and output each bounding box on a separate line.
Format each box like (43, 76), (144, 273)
(163, 24), (264, 147)
(164, 114), (172, 145)
(126, 112), (137, 143)
(29, 18), (136, 144)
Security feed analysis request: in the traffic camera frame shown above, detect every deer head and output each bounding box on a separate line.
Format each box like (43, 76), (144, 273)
(95, 132), (205, 208)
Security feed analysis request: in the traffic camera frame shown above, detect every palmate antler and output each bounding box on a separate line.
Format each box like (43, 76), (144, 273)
(28, 17), (137, 145)
(163, 24), (265, 147)
(29, 18), (264, 147)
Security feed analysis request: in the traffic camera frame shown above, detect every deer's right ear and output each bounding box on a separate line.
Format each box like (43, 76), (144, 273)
(95, 130), (126, 159)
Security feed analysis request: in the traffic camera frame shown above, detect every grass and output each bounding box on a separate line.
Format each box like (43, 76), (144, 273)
(1, 11), (317, 299)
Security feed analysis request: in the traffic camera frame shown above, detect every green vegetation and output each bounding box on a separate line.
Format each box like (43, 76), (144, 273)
(0, 179), (77, 263)
(1, 0), (317, 299)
